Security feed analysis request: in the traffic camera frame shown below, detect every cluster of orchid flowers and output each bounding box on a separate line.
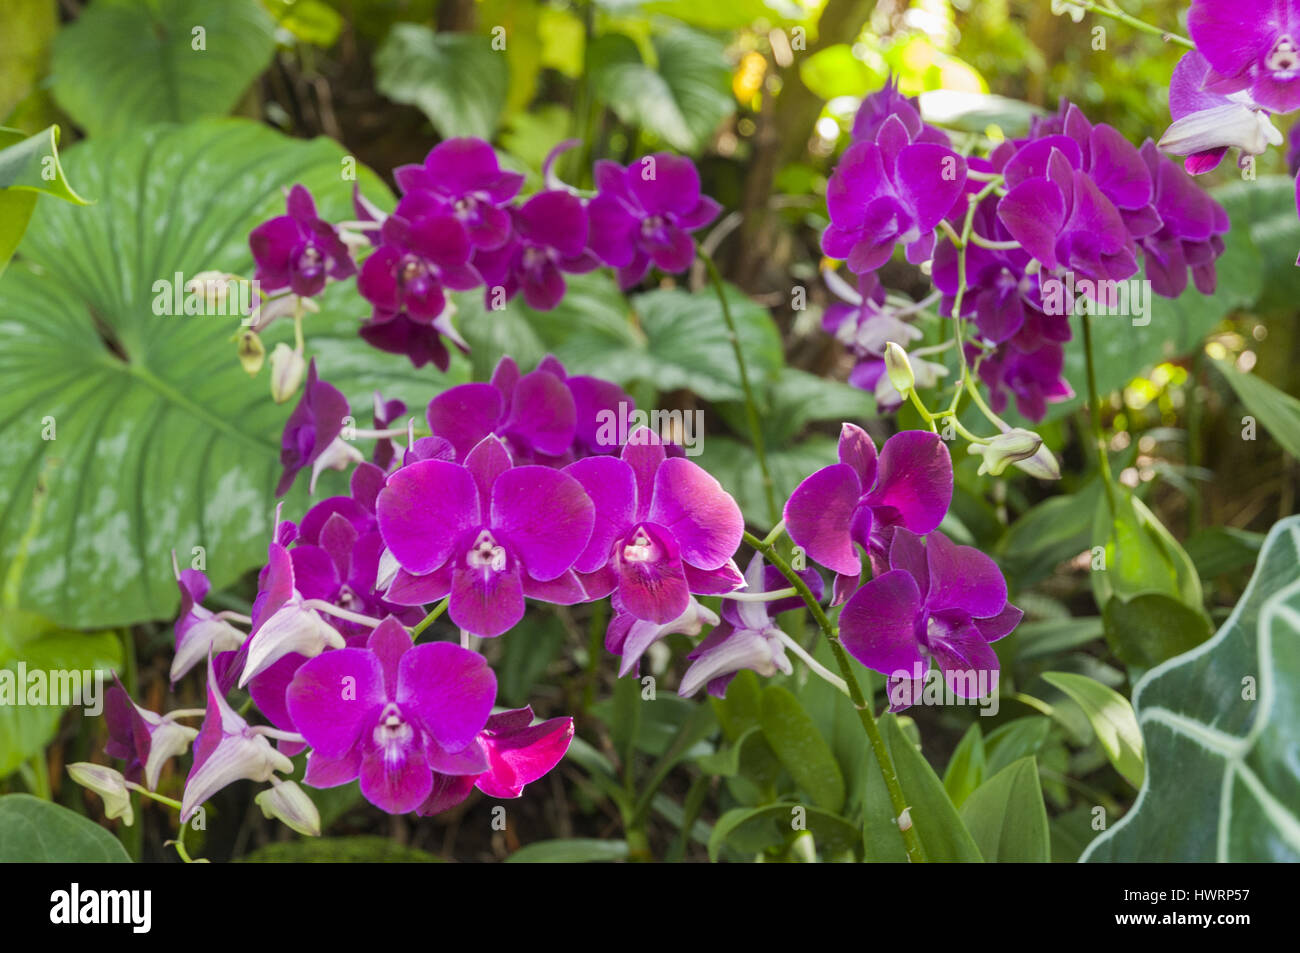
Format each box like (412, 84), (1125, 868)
(231, 135), (721, 393)
(822, 74), (1229, 454)
(70, 335), (1022, 840)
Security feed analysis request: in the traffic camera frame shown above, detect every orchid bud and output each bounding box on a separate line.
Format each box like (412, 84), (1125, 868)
(237, 330), (265, 375)
(1158, 104), (1282, 159)
(255, 780), (321, 838)
(884, 342), (914, 398)
(1014, 442), (1062, 481)
(186, 270), (233, 310)
(269, 343), (307, 404)
(68, 763), (134, 826)
(968, 428), (1043, 476)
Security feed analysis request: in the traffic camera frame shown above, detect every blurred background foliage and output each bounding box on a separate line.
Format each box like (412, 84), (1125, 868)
(2, 0), (1298, 862)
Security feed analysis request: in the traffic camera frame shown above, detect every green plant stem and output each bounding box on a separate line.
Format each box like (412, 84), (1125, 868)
(698, 249), (778, 524)
(743, 530), (927, 862)
(1075, 1), (1195, 48)
(410, 598), (448, 638)
(1080, 313), (1119, 516)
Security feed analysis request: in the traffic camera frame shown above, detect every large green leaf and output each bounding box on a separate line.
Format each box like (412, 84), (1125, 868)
(374, 24), (508, 140)
(1212, 175), (1300, 317)
(759, 684), (845, 813)
(958, 757), (1050, 862)
(0, 794), (130, 862)
(941, 723), (986, 809)
(507, 838), (630, 863)
(1041, 671), (1144, 788)
(1216, 359), (1300, 462)
(588, 29), (734, 153)
(708, 802), (860, 861)
(50, 0), (276, 138)
(863, 714), (983, 862)
(0, 119), (464, 627)
(0, 611), (122, 777)
(1083, 516), (1300, 861)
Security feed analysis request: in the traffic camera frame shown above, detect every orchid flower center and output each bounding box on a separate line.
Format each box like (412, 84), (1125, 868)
(400, 255), (429, 284)
(621, 527), (660, 564)
(641, 215), (669, 243)
(1266, 35), (1300, 74)
(297, 245), (324, 274)
(467, 529), (507, 573)
(373, 702), (414, 764)
(337, 584), (360, 611)
(522, 245), (552, 271)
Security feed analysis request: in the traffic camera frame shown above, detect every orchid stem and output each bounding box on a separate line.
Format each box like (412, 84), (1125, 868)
(743, 530), (927, 863)
(411, 597), (449, 638)
(698, 249), (778, 525)
(761, 519), (786, 547)
(1075, 1), (1194, 48)
(125, 783), (183, 812)
(1080, 313), (1119, 517)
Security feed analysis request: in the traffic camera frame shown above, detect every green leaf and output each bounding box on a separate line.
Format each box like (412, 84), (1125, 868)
(1041, 671), (1145, 788)
(1186, 526), (1265, 580)
(694, 724), (760, 777)
(759, 684), (845, 813)
(499, 612), (568, 707)
(1212, 175), (1300, 317)
(708, 803), (859, 862)
(1083, 516), (1300, 861)
(1012, 616), (1104, 662)
(996, 480), (1101, 587)
(863, 714), (982, 862)
(589, 29), (734, 153)
(239, 835), (442, 862)
(0, 119), (464, 627)
(0, 125), (87, 277)
(0, 794), (129, 861)
(0, 611), (122, 777)
(718, 366), (875, 448)
(984, 715), (1051, 776)
(266, 0), (344, 48)
(507, 838), (630, 863)
(958, 757), (1050, 862)
(374, 24), (508, 140)
(1091, 489), (1203, 612)
(50, 0), (276, 138)
(799, 44), (885, 101)
(942, 723), (986, 808)
(1216, 359), (1300, 461)
(1103, 591), (1214, 668)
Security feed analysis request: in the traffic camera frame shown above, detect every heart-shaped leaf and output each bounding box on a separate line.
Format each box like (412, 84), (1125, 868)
(1083, 516), (1300, 861)
(0, 119), (465, 628)
(50, 0), (276, 138)
(0, 794), (130, 861)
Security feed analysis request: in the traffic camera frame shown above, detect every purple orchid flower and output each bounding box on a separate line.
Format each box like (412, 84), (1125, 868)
(371, 393), (407, 471)
(376, 435), (595, 637)
(250, 184), (356, 297)
(182, 655), (295, 822)
(564, 430), (745, 624)
(415, 707), (574, 816)
(839, 528), (1022, 711)
(286, 617), (496, 814)
(360, 307), (469, 372)
(821, 268), (927, 408)
(995, 116), (1145, 283)
(104, 677), (198, 791)
(969, 335), (1074, 423)
(679, 553), (824, 698)
(1160, 50), (1283, 174)
(357, 208), (478, 324)
(586, 153), (721, 289)
(1136, 140), (1231, 298)
(783, 424), (953, 601)
(426, 355), (578, 463)
(1188, 0), (1300, 114)
(276, 359), (352, 497)
(822, 112), (968, 273)
(472, 190), (599, 310)
(605, 593), (720, 678)
(171, 565), (245, 684)
(393, 138), (524, 251)
(851, 75), (952, 147)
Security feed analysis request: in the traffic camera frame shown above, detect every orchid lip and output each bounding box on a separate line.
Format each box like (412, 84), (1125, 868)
(466, 528), (508, 574)
(621, 526), (661, 564)
(1265, 35), (1300, 75)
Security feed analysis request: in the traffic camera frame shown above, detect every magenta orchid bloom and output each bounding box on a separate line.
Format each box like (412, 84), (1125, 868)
(171, 567), (244, 685)
(286, 618), (496, 814)
(1188, 0), (1300, 114)
(104, 676), (198, 791)
(249, 184), (355, 297)
(393, 137), (524, 251)
(376, 435), (596, 636)
(276, 358), (351, 497)
(565, 430), (744, 625)
(783, 424), (953, 601)
(472, 190), (599, 310)
(586, 153), (722, 289)
(839, 528), (1022, 711)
